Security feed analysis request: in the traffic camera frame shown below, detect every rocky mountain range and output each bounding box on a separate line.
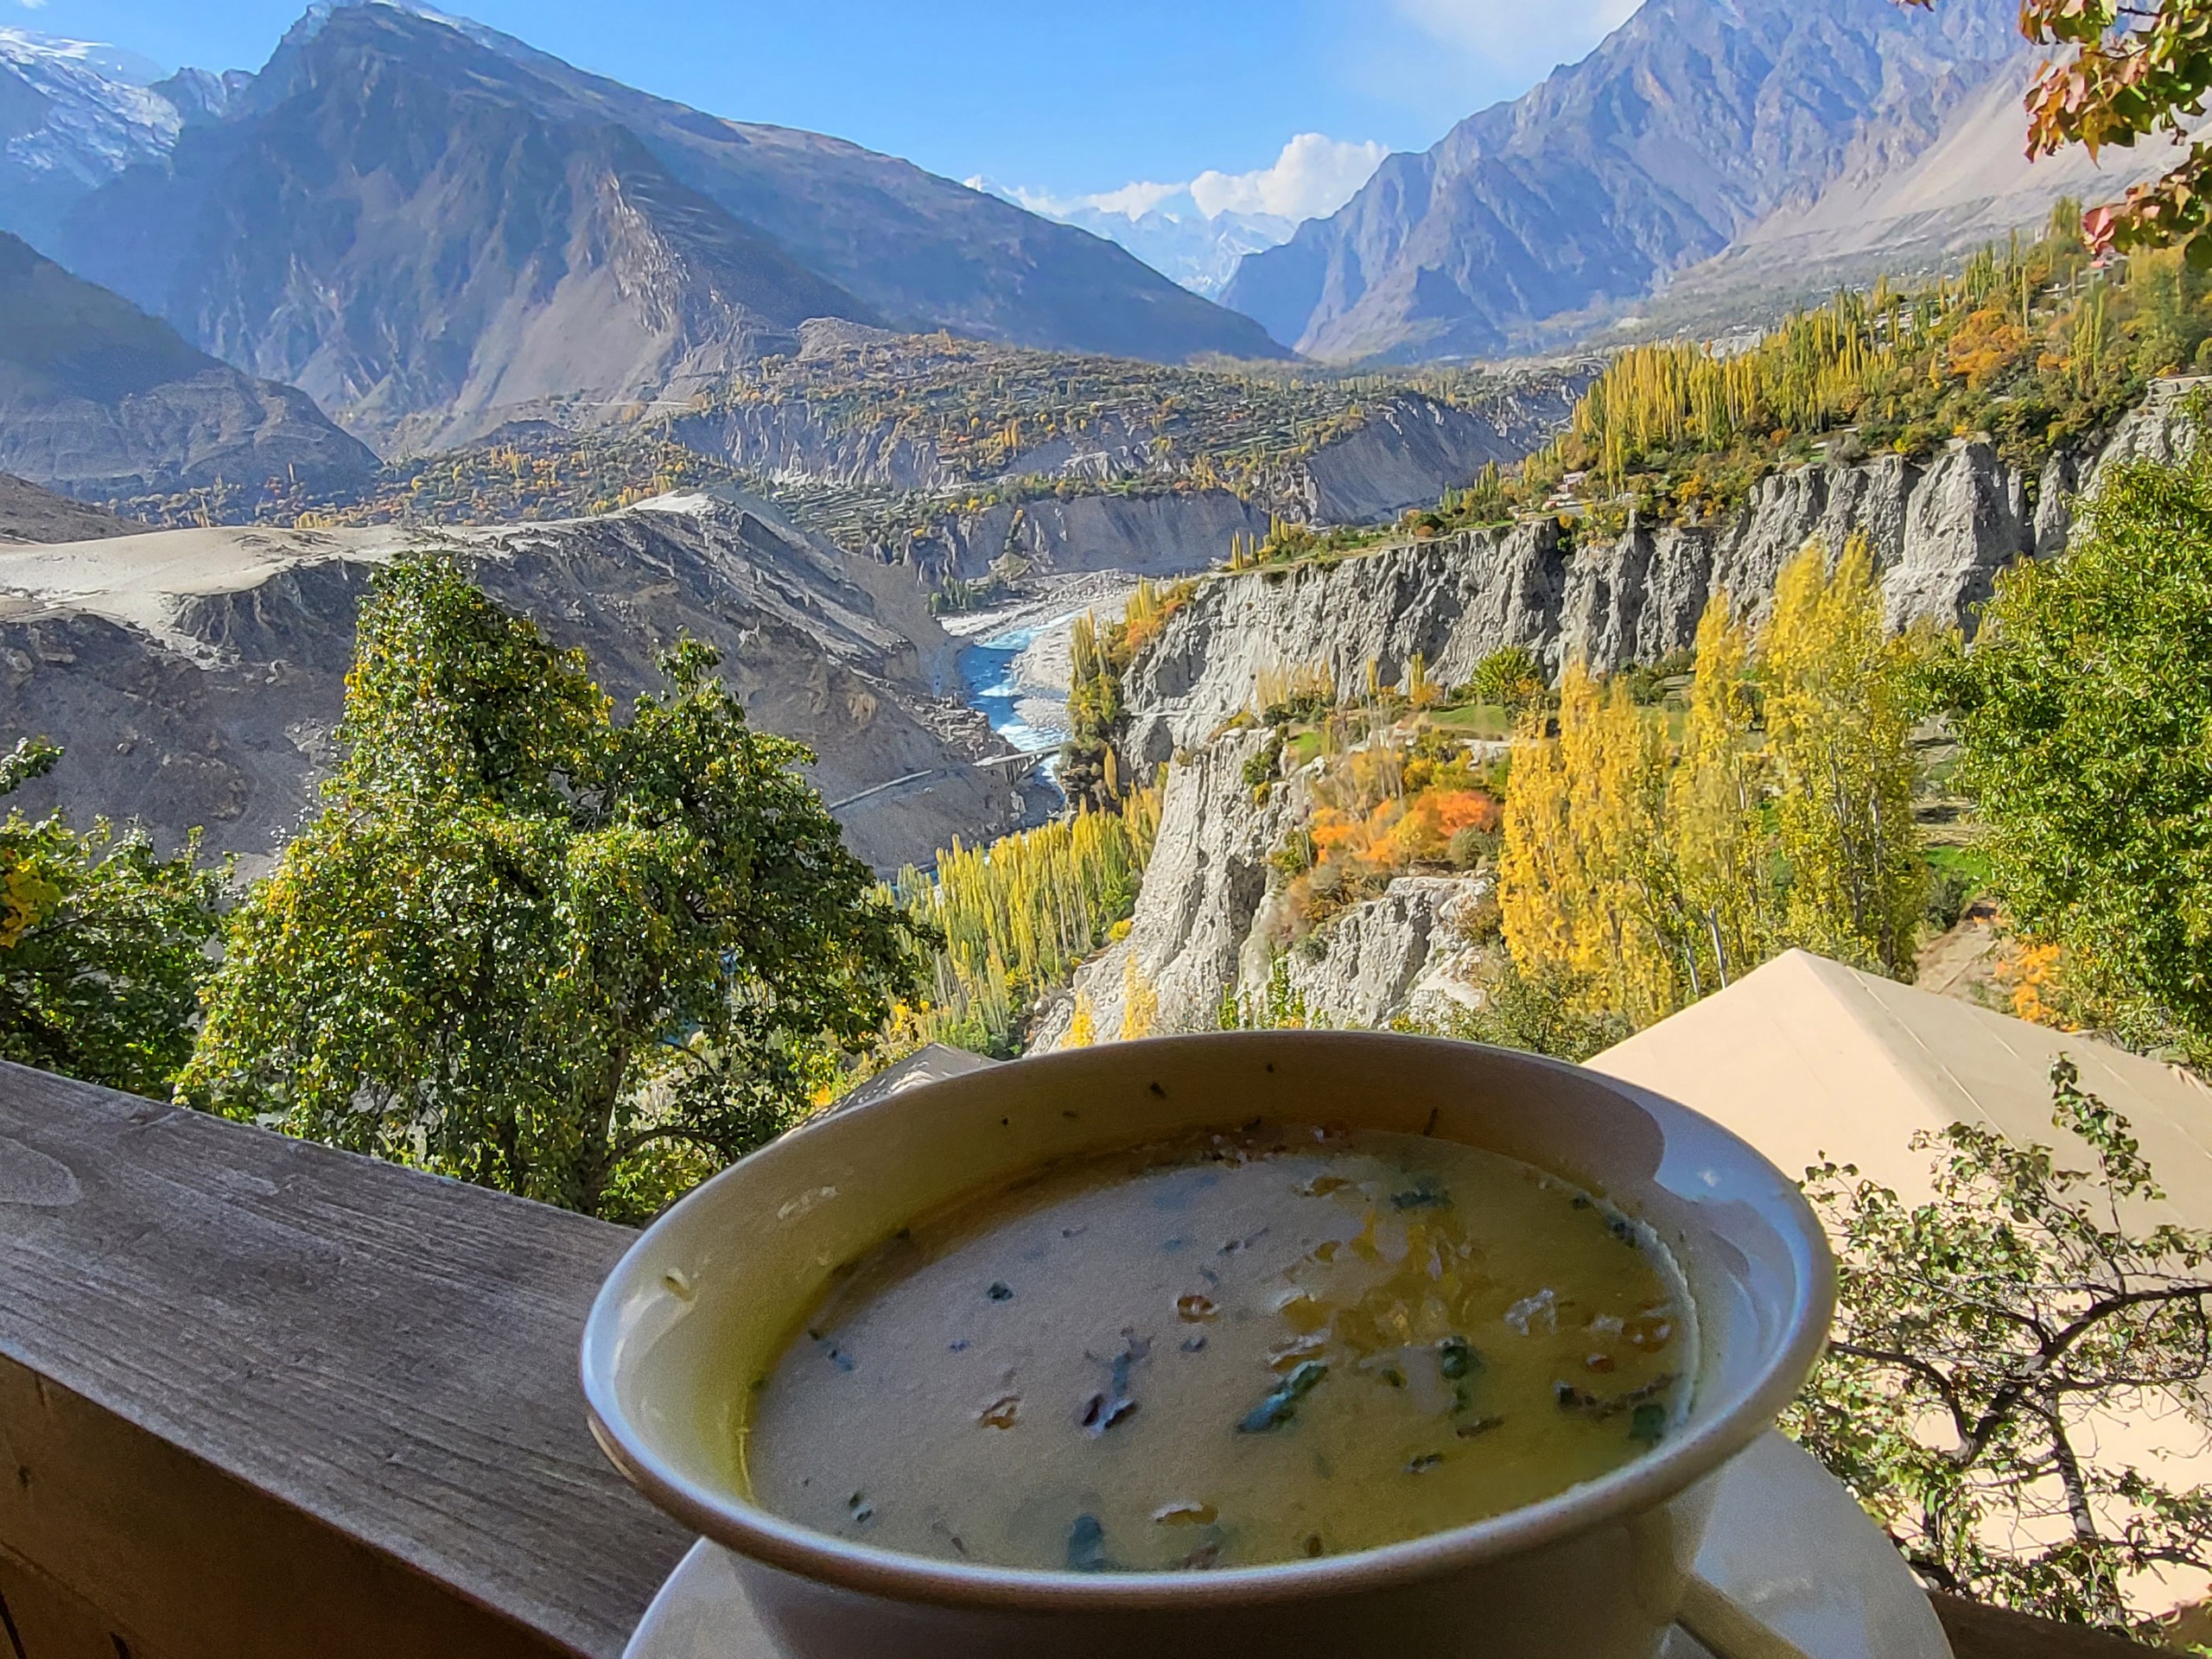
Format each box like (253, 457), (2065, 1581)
(0, 230), (376, 500)
(12, 3), (1280, 455)
(1223, 0), (2042, 362)
(0, 29), (206, 253)
(1653, 57), (2210, 324)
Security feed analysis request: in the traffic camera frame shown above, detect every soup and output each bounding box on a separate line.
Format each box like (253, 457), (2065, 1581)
(741, 1123), (1693, 1573)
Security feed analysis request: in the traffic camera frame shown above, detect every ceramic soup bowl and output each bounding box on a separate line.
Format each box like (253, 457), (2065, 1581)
(582, 1031), (1834, 1659)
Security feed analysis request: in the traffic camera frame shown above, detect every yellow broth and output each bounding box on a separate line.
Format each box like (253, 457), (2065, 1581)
(742, 1124), (1693, 1572)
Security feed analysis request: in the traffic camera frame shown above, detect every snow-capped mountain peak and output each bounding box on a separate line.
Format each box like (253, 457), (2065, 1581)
(0, 29), (184, 190)
(969, 178), (1295, 299)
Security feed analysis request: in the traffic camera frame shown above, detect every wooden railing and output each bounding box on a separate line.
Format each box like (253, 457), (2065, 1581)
(0, 1059), (2164, 1657)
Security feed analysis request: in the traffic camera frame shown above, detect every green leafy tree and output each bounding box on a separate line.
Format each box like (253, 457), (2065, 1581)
(0, 738), (225, 1097)
(1788, 1059), (2212, 1642)
(181, 558), (926, 1221)
(1467, 644), (1547, 714)
(1936, 426), (2212, 1052)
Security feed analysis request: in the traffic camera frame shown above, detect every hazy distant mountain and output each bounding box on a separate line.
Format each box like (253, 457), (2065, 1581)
(43, 3), (1282, 451)
(0, 230), (375, 499)
(1224, 0), (2026, 363)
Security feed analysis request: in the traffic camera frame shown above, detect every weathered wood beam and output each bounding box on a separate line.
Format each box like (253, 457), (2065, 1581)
(1930, 1592), (2161, 1657)
(0, 1063), (690, 1658)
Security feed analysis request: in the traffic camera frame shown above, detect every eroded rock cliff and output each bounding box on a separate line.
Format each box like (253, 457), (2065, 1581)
(1031, 729), (1296, 1046)
(1122, 439), (2066, 762)
(1031, 730), (1491, 1049)
(1043, 387), (2207, 1052)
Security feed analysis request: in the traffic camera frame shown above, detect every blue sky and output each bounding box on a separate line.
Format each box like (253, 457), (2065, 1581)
(5, 0), (1639, 219)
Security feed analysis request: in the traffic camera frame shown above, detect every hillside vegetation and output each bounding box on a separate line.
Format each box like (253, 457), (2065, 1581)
(95, 333), (1542, 550)
(887, 785), (1165, 1058)
(1230, 212), (2203, 573)
(707, 329), (1504, 491)
(1543, 223), (2170, 522)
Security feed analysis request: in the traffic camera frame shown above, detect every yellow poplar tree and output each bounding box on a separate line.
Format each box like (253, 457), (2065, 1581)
(1119, 956), (1160, 1040)
(1500, 683), (1580, 975)
(1066, 992), (1097, 1048)
(1668, 594), (1774, 993)
(1502, 665), (1683, 1029)
(1571, 673), (1682, 1026)
(1762, 537), (1924, 975)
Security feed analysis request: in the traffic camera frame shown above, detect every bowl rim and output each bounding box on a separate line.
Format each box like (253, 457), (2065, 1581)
(580, 1029), (1834, 1612)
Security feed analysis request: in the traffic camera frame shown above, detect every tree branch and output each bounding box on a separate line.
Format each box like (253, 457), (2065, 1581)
(1829, 1338), (1976, 1447)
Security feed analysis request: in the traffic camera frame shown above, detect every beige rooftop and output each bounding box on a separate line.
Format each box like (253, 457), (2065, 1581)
(1588, 949), (2212, 1230)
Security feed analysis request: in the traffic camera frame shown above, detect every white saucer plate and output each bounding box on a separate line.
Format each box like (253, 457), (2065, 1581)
(624, 1432), (1951, 1659)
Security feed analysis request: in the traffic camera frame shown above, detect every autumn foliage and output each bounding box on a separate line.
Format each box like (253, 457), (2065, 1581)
(1500, 537), (1926, 1030)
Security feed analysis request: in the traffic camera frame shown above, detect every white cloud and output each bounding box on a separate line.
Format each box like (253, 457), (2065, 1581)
(1189, 133), (1389, 221)
(1083, 179), (1184, 219)
(979, 133), (1388, 231)
(16, 2), (50, 11)
(1391, 0), (1641, 73)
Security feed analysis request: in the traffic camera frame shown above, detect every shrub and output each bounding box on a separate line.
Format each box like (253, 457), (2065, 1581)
(1468, 645), (1546, 712)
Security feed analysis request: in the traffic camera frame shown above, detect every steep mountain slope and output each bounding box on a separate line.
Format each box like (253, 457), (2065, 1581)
(448, 16), (1291, 363)
(58, 5), (876, 452)
(52, 3), (1284, 453)
(0, 231), (377, 499)
(0, 473), (136, 543)
(1653, 67), (2200, 320)
(1223, 0), (2023, 363)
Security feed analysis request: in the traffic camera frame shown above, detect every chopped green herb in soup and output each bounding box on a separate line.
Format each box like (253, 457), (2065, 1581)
(742, 1125), (1692, 1572)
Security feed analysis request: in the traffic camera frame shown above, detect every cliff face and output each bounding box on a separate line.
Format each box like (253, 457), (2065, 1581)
(1122, 440), (2052, 763)
(1031, 729), (1298, 1047)
(1030, 729), (1491, 1049)
(1297, 387), (1586, 524)
(1278, 875), (1491, 1030)
(929, 492), (1277, 584)
(0, 493), (1030, 876)
(1042, 389), (2205, 1052)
